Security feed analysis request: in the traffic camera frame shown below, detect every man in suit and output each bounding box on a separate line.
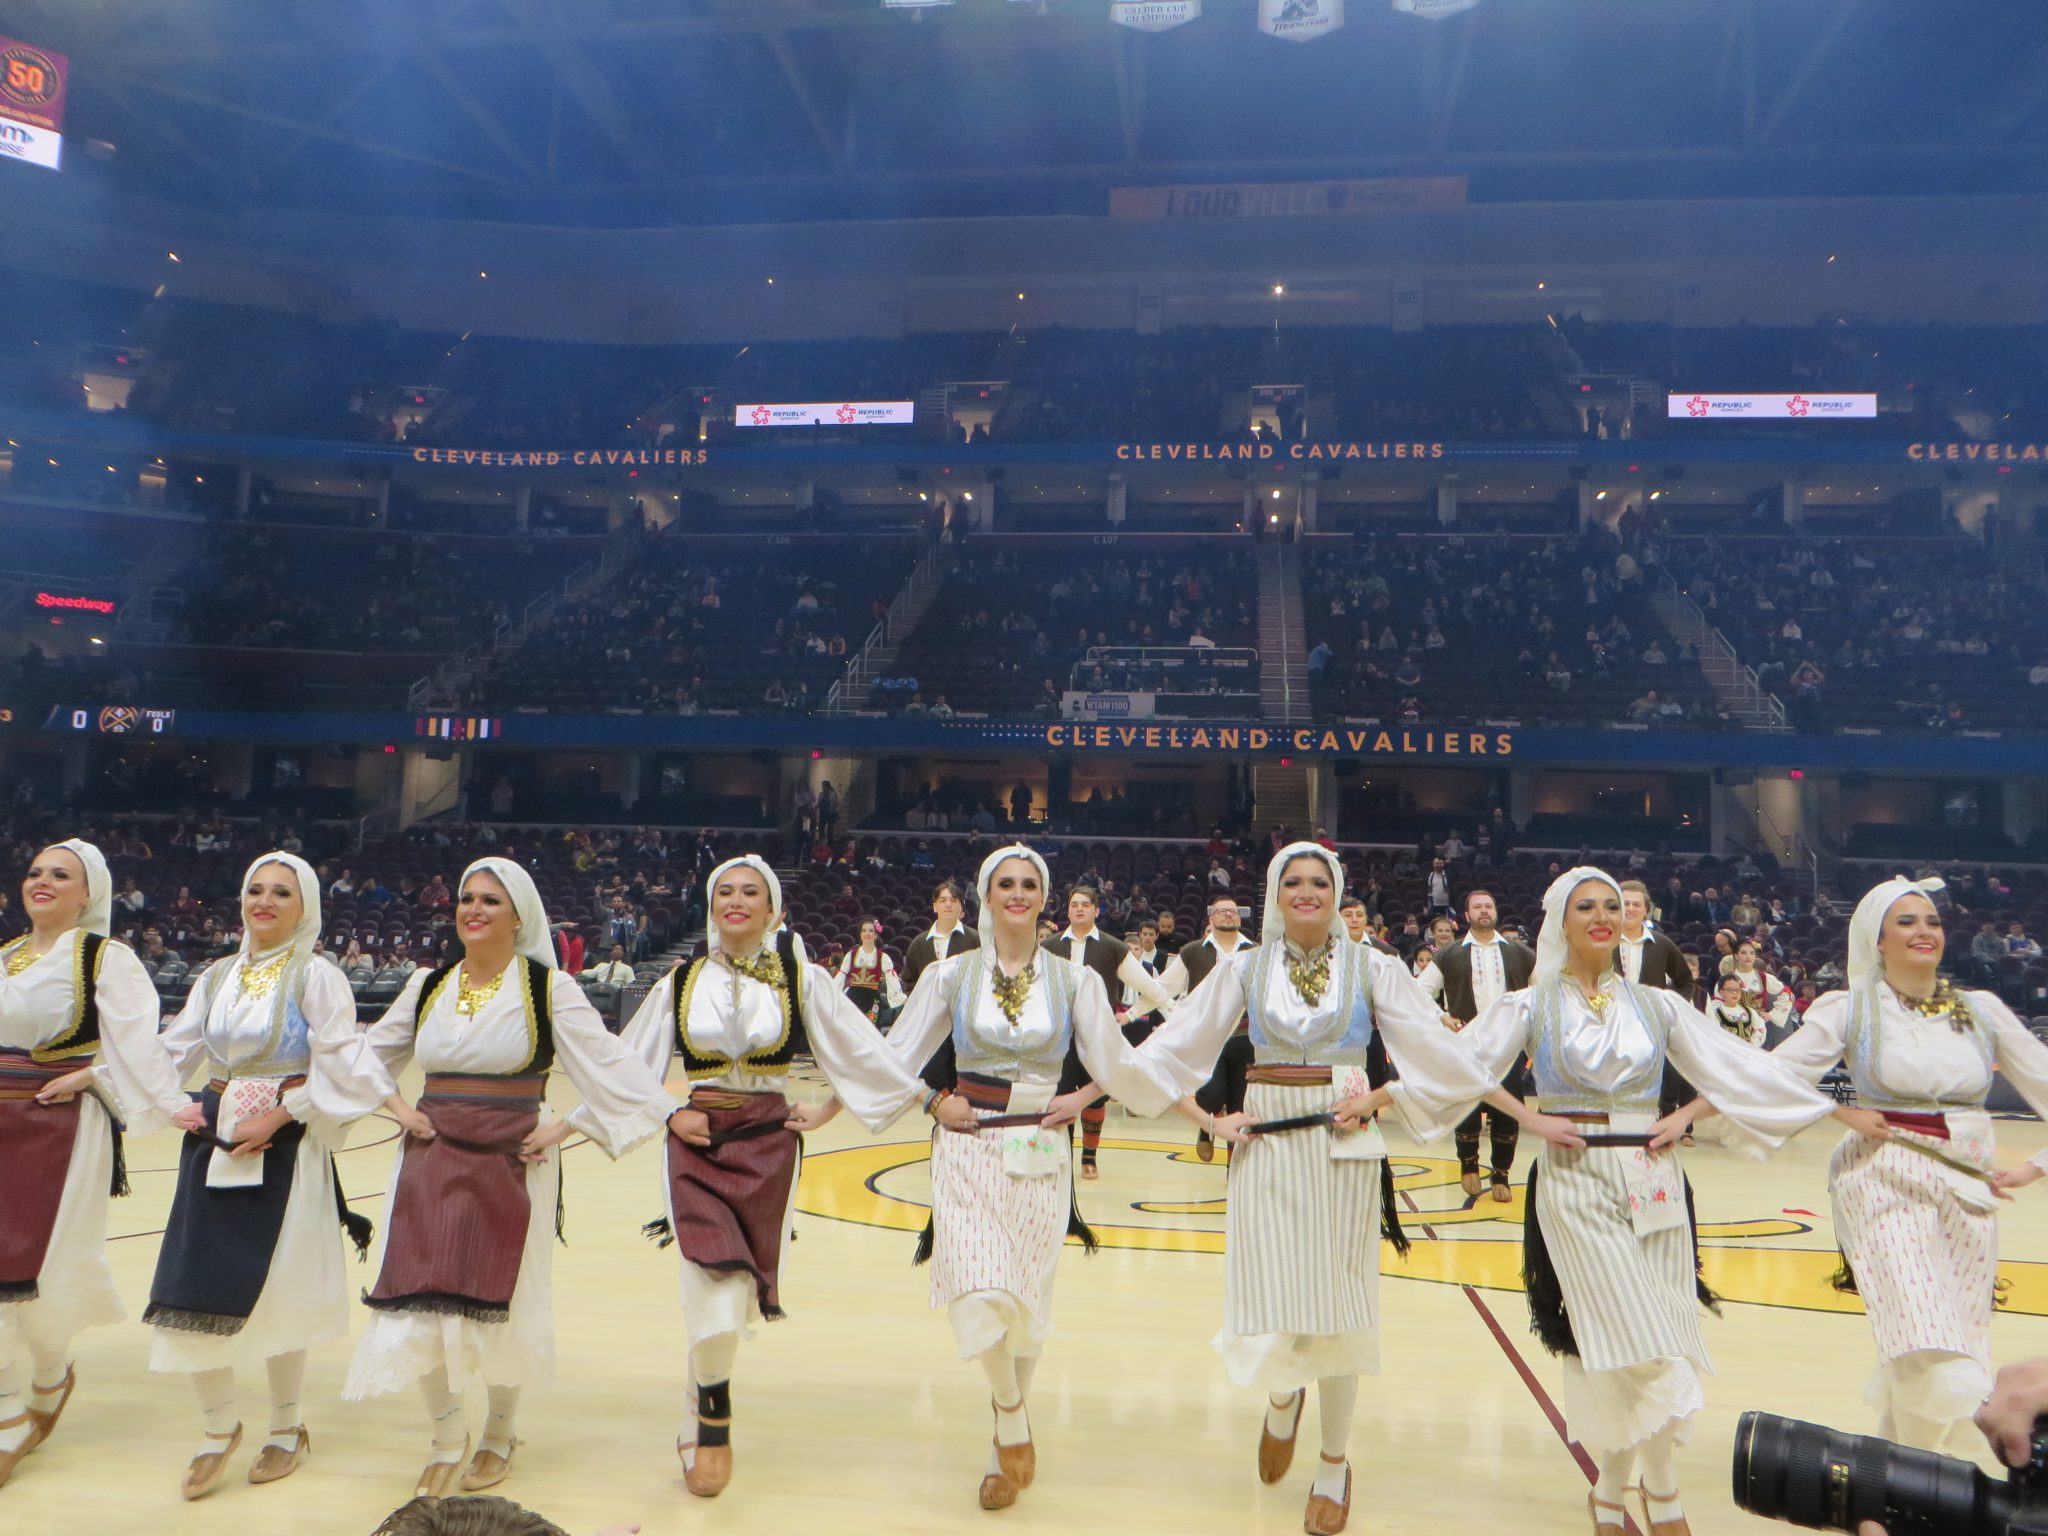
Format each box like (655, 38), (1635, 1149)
(902, 878), (978, 992)
(1417, 889), (1535, 1203)
(1618, 878), (1699, 1127)
(1159, 892), (1259, 1164)
(1047, 885), (1176, 1179)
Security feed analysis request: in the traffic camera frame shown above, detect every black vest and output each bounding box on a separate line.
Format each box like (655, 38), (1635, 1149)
(672, 930), (805, 1081)
(1432, 938), (1536, 1023)
(24, 932), (111, 1063)
(904, 926), (979, 992)
(416, 956), (558, 1074)
(1044, 930), (1126, 1001)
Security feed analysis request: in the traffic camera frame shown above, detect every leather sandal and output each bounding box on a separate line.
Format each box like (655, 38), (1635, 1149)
(182, 1423), (242, 1501)
(248, 1424), (310, 1485)
(415, 1434), (469, 1499)
(1195, 1130), (1215, 1163)
(1460, 1169), (1483, 1197)
(992, 1396), (1034, 1490)
(1588, 1489), (1629, 1536)
(1258, 1389), (1305, 1484)
(1303, 1455), (1351, 1535)
(1632, 1485), (1693, 1536)
(460, 1437), (518, 1491)
(1490, 1172), (1514, 1203)
(25, 1365), (74, 1446)
(0, 1412), (45, 1490)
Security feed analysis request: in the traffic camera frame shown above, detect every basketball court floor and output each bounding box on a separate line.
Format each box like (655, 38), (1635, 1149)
(15, 1059), (2048, 1534)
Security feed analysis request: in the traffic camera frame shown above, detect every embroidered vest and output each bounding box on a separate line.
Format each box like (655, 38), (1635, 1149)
(1244, 940), (1376, 1066)
(417, 956), (558, 1075)
(20, 932), (110, 1063)
(672, 929), (805, 1081)
(949, 951), (1079, 1080)
(1843, 986), (1992, 1112)
(1528, 977), (1669, 1115)
(190, 954), (316, 1078)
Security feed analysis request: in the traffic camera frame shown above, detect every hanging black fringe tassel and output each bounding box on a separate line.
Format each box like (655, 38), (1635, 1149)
(555, 1156), (567, 1245)
(1520, 1161), (1579, 1357)
(642, 1215), (676, 1249)
(108, 1122), (130, 1199)
(1379, 1155), (1410, 1256)
(1683, 1173), (1722, 1315)
(330, 1158), (374, 1259)
(912, 1214), (935, 1266)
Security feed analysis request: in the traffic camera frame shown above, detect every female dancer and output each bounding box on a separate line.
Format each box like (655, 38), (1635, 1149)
(345, 858), (679, 1498)
(145, 853), (399, 1498)
(0, 839), (194, 1489)
(884, 844), (1219, 1512)
(1459, 869), (1871, 1536)
(835, 919), (904, 1030)
(1156, 842), (1502, 1536)
(1771, 876), (2048, 1453)
(620, 855), (924, 1497)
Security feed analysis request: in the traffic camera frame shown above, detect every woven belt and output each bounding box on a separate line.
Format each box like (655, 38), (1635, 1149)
(955, 1074), (1016, 1112)
(1882, 1110), (1950, 1141)
(423, 1072), (547, 1102)
(0, 1054), (79, 1100)
(1248, 1065), (1333, 1086)
(690, 1089), (767, 1112)
(206, 1075), (307, 1096)
(1555, 1111), (1612, 1124)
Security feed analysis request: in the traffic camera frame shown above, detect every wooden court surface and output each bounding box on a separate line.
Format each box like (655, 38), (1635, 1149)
(14, 1060), (2048, 1535)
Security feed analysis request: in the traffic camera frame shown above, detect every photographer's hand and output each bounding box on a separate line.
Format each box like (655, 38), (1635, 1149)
(1976, 1356), (2048, 1468)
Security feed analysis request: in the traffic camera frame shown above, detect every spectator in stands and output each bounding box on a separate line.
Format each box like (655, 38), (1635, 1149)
(554, 921), (585, 974)
(1967, 920), (2007, 982)
(929, 693), (955, 719)
(1543, 653), (1572, 693)
(2010, 923), (2043, 960)
(113, 877), (149, 919)
(419, 873), (452, 910)
(340, 938), (376, 982)
(1426, 858), (1453, 916)
(386, 937), (418, 976)
(582, 943), (635, 989)
(359, 874), (392, 905)
(1629, 689), (1662, 723)
(816, 782), (839, 843)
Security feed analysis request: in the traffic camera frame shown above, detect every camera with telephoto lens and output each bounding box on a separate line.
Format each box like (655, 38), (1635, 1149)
(1733, 1410), (2048, 1536)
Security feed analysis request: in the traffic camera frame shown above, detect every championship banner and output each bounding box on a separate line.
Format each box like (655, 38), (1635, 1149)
(734, 401), (915, 428)
(1392, 0), (1479, 17)
(1110, 175), (1465, 220)
(0, 35), (68, 172)
(1113, 0), (1201, 30)
(1668, 393), (1877, 421)
(1258, 0), (1342, 42)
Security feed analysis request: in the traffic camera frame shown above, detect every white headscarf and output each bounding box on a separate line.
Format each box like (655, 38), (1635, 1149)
(703, 854), (784, 958)
(1532, 866), (1624, 987)
(238, 851), (323, 966)
(1262, 840), (1345, 951)
(50, 838), (113, 938)
(975, 844), (1051, 953)
(1847, 875), (1946, 992)
(460, 857), (557, 970)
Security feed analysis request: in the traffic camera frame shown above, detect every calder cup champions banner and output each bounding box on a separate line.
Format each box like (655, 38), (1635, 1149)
(1113, 0), (1201, 30)
(0, 35), (67, 171)
(1259, 0), (1343, 42)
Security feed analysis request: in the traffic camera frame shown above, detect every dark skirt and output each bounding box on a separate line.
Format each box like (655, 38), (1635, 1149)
(0, 1054), (85, 1302)
(145, 1083), (308, 1335)
(364, 1076), (543, 1325)
(667, 1091), (799, 1320)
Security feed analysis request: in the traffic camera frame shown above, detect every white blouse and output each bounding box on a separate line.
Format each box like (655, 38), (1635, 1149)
(159, 954), (395, 1145)
(1149, 938), (1498, 1143)
(619, 955), (923, 1133)
(1463, 978), (1833, 1148)
(1776, 985), (2048, 1171)
(366, 965), (678, 1160)
(0, 930), (188, 1133)
(886, 952), (1207, 1118)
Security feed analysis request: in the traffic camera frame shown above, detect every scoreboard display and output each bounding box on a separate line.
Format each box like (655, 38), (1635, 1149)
(0, 35), (67, 172)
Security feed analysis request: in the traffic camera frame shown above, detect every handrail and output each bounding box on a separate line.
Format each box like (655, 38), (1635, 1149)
(823, 540), (953, 714)
(1655, 570), (1788, 731)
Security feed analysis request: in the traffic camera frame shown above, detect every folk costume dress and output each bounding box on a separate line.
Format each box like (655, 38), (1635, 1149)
(621, 858), (922, 1348)
(835, 940), (905, 1030)
(0, 841), (186, 1373)
(345, 859), (677, 1400)
(1771, 875), (2048, 1451)
(145, 853), (394, 1370)
(1457, 867), (1835, 1462)
(1151, 843), (1500, 1392)
(886, 845), (1218, 1362)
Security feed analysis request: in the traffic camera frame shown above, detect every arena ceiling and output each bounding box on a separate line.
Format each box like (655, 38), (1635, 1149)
(5, 0), (2048, 227)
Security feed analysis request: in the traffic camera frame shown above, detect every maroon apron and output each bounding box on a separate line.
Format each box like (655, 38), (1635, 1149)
(667, 1090), (799, 1319)
(0, 1053), (83, 1301)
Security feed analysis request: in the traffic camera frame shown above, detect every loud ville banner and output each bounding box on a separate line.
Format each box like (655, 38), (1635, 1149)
(1044, 723), (1515, 759)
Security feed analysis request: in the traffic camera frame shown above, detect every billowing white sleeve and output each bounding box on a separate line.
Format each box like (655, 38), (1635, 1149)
(1126, 956), (1253, 1108)
(362, 970), (429, 1079)
(800, 963), (923, 1131)
(89, 943), (190, 1134)
(284, 961), (397, 1148)
(617, 971), (679, 1085)
(884, 956), (961, 1080)
(1115, 949), (1177, 1018)
(1156, 952), (1191, 1000)
(1966, 993), (2048, 1173)
(1072, 968), (1199, 1117)
(1415, 960), (1446, 1001)
(1768, 991), (1850, 1086)
(553, 974), (682, 1159)
(1366, 949), (1508, 1144)
(1458, 991), (1536, 1085)
(1665, 993), (1835, 1150)
(148, 964), (219, 1091)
